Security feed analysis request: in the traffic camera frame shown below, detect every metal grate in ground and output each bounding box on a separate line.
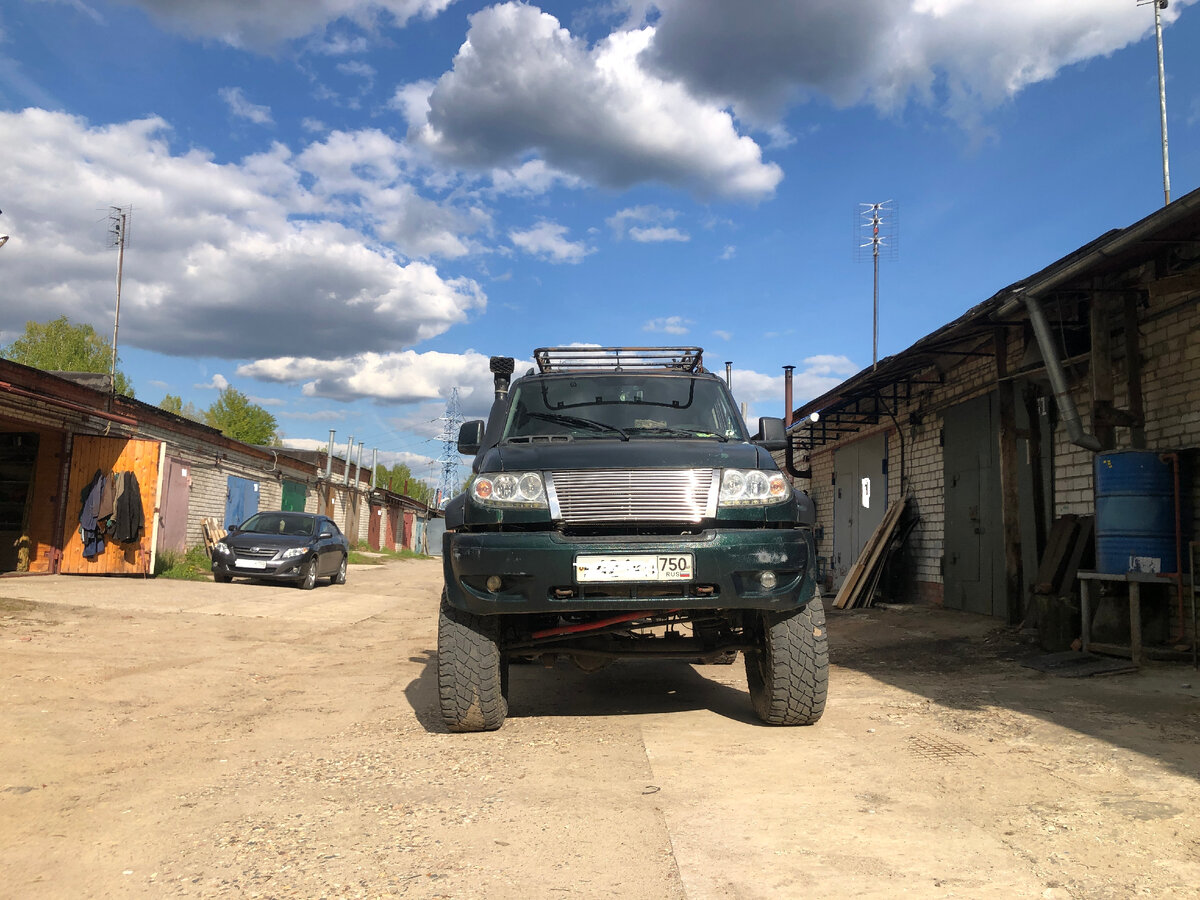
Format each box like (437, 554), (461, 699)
(906, 733), (977, 761)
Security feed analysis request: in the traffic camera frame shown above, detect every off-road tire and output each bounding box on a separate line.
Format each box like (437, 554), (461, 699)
(299, 558), (318, 591)
(745, 597), (828, 726)
(331, 554), (348, 586)
(438, 592), (508, 732)
(213, 573), (232, 584)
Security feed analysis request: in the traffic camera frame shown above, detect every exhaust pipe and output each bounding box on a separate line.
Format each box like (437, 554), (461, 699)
(783, 365), (795, 427)
(490, 356), (515, 400)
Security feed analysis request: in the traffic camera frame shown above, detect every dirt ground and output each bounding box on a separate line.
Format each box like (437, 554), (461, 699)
(2, 557), (1199, 900)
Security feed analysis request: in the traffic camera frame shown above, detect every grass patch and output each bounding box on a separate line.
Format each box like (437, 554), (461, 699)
(155, 545), (212, 580)
(348, 545), (429, 565)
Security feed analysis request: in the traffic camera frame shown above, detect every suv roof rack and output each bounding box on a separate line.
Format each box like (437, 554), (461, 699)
(533, 346), (705, 374)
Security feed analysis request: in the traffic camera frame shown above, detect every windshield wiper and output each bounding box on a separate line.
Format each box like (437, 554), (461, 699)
(524, 411), (629, 440)
(626, 426), (728, 442)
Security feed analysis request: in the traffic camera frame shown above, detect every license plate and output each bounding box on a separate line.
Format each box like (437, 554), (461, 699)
(575, 553), (694, 583)
(236, 559), (269, 569)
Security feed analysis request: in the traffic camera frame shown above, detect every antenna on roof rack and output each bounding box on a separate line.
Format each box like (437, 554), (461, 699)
(533, 346), (705, 374)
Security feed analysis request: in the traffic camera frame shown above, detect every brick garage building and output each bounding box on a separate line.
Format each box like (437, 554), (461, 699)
(0, 361), (431, 576)
(778, 187), (1199, 651)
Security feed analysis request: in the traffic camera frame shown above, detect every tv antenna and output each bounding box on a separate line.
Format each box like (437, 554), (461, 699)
(436, 388), (463, 508)
(1137, 0), (1171, 205)
(855, 201), (898, 370)
(107, 205), (133, 395)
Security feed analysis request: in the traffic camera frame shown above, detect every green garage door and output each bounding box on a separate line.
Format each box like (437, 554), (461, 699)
(281, 479), (307, 512)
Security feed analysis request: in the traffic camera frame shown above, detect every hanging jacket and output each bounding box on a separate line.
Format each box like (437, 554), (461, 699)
(78, 470), (107, 558)
(110, 471), (144, 544)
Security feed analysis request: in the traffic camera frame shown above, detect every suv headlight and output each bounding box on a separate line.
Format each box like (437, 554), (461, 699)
(471, 472), (548, 509)
(718, 469), (792, 507)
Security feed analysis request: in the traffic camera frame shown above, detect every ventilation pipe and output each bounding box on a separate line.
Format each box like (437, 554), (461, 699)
(342, 434), (354, 485)
(1020, 292), (1103, 452)
(783, 365), (795, 427)
(325, 430), (335, 480)
(351, 441), (364, 486)
(371, 448), (378, 489)
(725, 361), (732, 388)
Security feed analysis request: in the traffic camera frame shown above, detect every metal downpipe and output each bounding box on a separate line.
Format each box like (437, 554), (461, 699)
(1022, 292), (1102, 452)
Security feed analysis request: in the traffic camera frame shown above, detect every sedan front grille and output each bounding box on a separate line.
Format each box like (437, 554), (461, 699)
(235, 546), (278, 560)
(548, 468), (718, 524)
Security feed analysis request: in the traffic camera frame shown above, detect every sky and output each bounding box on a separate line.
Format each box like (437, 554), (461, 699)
(2, 0), (1198, 492)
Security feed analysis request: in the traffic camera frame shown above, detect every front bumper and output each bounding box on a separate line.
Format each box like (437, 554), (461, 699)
(212, 553), (309, 583)
(443, 527), (816, 615)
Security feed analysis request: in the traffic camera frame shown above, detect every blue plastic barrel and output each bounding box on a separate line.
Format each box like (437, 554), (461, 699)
(1093, 451), (1176, 574)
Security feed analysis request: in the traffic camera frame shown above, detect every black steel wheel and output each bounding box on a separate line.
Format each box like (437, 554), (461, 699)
(744, 596), (828, 726)
(437, 591), (508, 732)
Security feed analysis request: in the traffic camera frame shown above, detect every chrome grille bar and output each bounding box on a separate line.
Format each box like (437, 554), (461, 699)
(547, 469), (719, 523)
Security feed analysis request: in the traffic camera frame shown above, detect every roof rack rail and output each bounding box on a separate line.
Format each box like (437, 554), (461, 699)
(533, 346), (705, 374)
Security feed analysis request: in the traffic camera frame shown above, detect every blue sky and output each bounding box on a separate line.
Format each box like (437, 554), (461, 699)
(2, 0), (1197, 490)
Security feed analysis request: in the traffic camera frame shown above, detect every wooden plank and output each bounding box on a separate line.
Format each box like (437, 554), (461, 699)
(834, 499), (907, 609)
(847, 500), (907, 609)
(1032, 515), (1079, 595)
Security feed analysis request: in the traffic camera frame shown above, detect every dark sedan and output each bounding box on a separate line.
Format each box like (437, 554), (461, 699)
(211, 511), (349, 589)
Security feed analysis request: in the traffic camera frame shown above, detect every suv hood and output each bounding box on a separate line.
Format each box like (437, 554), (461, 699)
(479, 439), (769, 472)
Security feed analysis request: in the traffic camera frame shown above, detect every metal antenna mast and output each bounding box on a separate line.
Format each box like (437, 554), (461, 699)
(1138, 0), (1171, 205)
(856, 201), (898, 370)
(436, 388), (463, 507)
(107, 205), (132, 395)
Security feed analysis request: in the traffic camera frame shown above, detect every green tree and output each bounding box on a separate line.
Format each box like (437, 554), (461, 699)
(375, 462), (435, 505)
(159, 394), (202, 422)
(2, 316), (135, 396)
(202, 385), (279, 445)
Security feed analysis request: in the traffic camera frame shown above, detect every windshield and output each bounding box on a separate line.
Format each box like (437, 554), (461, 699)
(240, 513), (315, 536)
(502, 374), (747, 442)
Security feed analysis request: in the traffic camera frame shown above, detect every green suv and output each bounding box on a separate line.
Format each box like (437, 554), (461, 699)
(439, 347), (827, 731)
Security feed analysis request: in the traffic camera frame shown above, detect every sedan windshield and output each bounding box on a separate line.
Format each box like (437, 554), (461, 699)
(240, 513), (315, 536)
(503, 375), (746, 441)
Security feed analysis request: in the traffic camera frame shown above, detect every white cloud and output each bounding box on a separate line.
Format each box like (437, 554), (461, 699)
(607, 205), (688, 241)
(0, 109), (485, 362)
(219, 86), (273, 125)
(727, 355), (858, 420)
(119, 0), (458, 49)
(489, 159), (582, 196)
(641, 0), (1193, 127)
(407, 2), (782, 201)
(711, 329), (732, 341)
(509, 220), (593, 264)
(629, 225), (688, 243)
(196, 374), (230, 391)
(643, 316), (692, 335)
(238, 349), (534, 413)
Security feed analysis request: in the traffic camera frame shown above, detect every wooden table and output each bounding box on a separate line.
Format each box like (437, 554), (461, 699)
(1078, 570), (1182, 667)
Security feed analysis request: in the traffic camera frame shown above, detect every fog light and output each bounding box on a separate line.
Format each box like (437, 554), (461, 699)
(759, 571), (778, 590)
(486, 575), (503, 592)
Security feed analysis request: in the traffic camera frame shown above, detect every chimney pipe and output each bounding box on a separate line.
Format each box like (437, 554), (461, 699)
(783, 365), (795, 427)
(371, 448), (378, 489)
(725, 361), (732, 388)
(325, 430), (335, 480)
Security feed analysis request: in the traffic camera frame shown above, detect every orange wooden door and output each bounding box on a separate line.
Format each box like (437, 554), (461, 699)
(61, 435), (162, 575)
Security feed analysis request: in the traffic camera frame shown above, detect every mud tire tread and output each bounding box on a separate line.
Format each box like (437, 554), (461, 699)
(438, 593), (508, 732)
(745, 597), (828, 726)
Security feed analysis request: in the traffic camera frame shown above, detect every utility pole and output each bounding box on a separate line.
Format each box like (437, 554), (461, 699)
(108, 206), (132, 395)
(1138, 0), (1172, 205)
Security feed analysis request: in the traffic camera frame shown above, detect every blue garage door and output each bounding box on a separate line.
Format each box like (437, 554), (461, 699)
(225, 476), (260, 530)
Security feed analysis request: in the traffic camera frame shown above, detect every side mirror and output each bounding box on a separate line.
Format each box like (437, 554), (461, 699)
(756, 416), (787, 452)
(227, 525), (240, 534)
(319, 531), (333, 539)
(457, 420), (485, 455)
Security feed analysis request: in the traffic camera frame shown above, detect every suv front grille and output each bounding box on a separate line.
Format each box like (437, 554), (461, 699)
(548, 468), (718, 524)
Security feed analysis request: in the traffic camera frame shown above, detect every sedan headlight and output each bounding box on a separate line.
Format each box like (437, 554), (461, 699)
(471, 472), (548, 508)
(718, 469), (792, 507)
(214, 541), (229, 555)
(279, 546), (307, 560)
